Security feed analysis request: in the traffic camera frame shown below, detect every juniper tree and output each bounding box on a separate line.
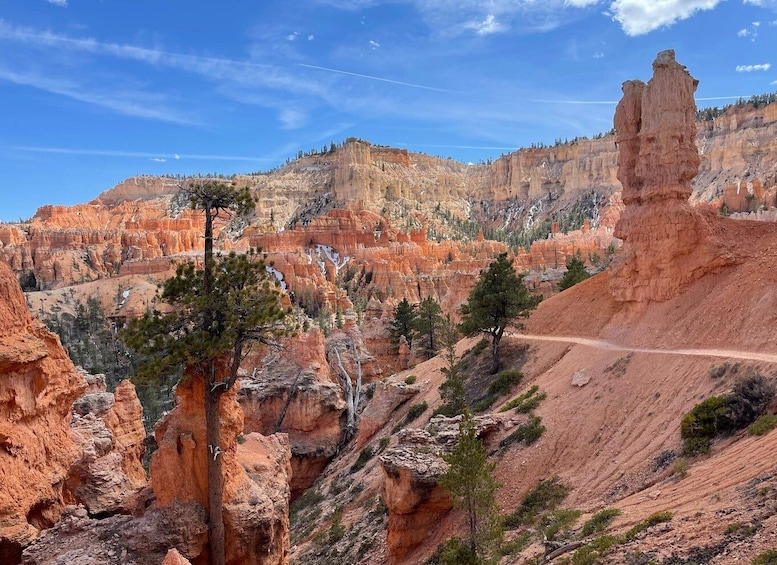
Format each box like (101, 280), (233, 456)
(120, 181), (290, 565)
(460, 253), (541, 374)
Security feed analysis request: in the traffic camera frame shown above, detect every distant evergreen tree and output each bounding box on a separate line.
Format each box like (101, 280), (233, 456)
(389, 297), (417, 349)
(411, 296), (443, 359)
(558, 251), (591, 291)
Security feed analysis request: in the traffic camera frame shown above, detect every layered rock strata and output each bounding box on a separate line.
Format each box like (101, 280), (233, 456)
(609, 50), (732, 303)
(380, 414), (500, 563)
(0, 261), (86, 563)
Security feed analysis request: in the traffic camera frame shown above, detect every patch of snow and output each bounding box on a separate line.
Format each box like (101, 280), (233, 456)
(266, 267), (288, 291)
(312, 244), (352, 277)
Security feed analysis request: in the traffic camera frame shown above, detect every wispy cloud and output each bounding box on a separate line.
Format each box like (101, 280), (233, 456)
(0, 20), (327, 97)
(736, 63), (772, 72)
(466, 14), (507, 35)
(150, 158), (167, 162)
(369, 39), (381, 49)
(10, 146), (277, 162)
(297, 62), (455, 92)
(0, 67), (196, 124)
(46, 0), (68, 6)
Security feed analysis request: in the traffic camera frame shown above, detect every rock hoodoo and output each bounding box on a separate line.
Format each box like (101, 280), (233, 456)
(610, 50), (732, 303)
(151, 370), (291, 564)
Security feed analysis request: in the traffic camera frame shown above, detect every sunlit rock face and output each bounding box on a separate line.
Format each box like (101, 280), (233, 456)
(610, 50), (733, 304)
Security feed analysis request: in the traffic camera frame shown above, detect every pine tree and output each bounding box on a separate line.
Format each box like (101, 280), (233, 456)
(440, 410), (503, 561)
(120, 181), (291, 565)
(389, 297), (417, 349)
(411, 296), (443, 359)
(437, 315), (468, 417)
(558, 250), (591, 291)
(460, 253), (542, 374)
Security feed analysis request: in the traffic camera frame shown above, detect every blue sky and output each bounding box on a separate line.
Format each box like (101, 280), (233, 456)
(1, 0), (776, 222)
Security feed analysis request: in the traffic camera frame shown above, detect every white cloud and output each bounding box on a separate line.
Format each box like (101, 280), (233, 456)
(466, 14), (507, 34)
(369, 39), (381, 49)
(285, 32), (298, 41)
(736, 63), (771, 71)
(279, 108), (307, 129)
(0, 66), (195, 124)
(150, 158), (166, 162)
(308, 34), (315, 40)
(593, 51), (604, 58)
(46, 0), (68, 6)
(608, 0), (723, 36)
(738, 21), (760, 40)
(564, 0), (600, 5)
(772, 80), (777, 84)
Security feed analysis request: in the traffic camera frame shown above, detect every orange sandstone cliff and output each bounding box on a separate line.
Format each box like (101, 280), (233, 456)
(0, 261), (86, 563)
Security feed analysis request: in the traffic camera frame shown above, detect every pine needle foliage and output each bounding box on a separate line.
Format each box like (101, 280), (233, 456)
(440, 410), (503, 561)
(119, 180), (292, 565)
(460, 253), (541, 373)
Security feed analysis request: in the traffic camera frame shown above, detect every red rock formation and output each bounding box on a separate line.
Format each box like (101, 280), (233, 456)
(162, 548), (193, 565)
(65, 379), (146, 515)
(380, 415), (500, 564)
(151, 370), (291, 564)
(609, 50), (732, 303)
(238, 329), (346, 497)
(0, 261), (86, 562)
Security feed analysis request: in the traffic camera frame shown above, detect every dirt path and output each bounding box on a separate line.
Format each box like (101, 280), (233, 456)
(515, 333), (777, 364)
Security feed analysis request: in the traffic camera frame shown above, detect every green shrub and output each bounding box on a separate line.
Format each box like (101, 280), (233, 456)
(681, 395), (731, 455)
(682, 375), (774, 455)
(673, 457), (689, 478)
(725, 521), (757, 538)
(753, 549), (777, 565)
(488, 369), (523, 396)
(500, 385), (547, 413)
(497, 531), (532, 556)
(570, 535), (619, 565)
(504, 475), (570, 528)
(728, 374), (775, 430)
(378, 436), (391, 451)
(749, 414), (777, 436)
(328, 507), (345, 545)
(424, 537), (478, 565)
(499, 415), (545, 449)
(403, 401), (428, 425)
(289, 488), (324, 522)
(581, 508), (621, 537)
(541, 508), (582, 540)
(623, 511), (672, 541)
(473, 395), (497, 412)
(404, 375), (417, 385)
(349, 446), (374, 474)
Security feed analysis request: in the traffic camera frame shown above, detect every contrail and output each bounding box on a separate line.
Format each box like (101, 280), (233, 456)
(297, 63), (454, 93)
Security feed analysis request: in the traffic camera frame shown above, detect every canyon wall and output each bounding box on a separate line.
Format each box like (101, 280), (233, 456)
(0, 261), (86, 563)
